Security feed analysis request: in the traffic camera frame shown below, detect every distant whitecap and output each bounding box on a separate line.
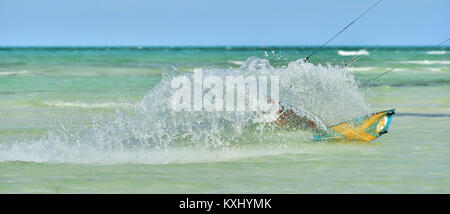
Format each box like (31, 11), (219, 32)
(0, 70), (31, 76)
(228, 60), (245, 65)
(337, 49), (369, 56)
(426, 50), (446, 55)
(43, 101), (132, 108)
(401, 60), (450, 65)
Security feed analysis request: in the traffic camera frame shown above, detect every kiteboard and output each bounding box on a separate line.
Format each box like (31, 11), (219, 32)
(313, 109), (395, 142)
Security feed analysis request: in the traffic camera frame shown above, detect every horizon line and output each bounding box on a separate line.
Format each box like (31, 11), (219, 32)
(1, 44), (449, 48)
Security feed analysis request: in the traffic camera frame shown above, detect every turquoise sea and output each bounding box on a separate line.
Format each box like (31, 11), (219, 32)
(0, 46), (449, 193)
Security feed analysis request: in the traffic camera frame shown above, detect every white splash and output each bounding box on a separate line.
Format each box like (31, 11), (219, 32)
(0, 57), (371, 165)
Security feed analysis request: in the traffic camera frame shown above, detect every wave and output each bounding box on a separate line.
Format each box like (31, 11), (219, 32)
(337, 49), (369, 56)
(426, 50), (447, 55)
(0, 70), (32, 76)
(396, 112), (450, 118)
(0, 135), (374, 165)
(345, 67), (379, 72)
(228, 60), (245, 65)
(400, 60), (450, 65)
(43, 101), (133, 108)
(424, 67), (442, 72)
(0, 57), (371, 165)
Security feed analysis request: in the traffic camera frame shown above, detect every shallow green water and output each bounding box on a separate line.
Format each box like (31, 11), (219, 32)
(0, 47), (449, 193)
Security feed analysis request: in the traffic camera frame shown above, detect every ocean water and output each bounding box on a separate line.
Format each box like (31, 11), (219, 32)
(0, 46), (449, 193)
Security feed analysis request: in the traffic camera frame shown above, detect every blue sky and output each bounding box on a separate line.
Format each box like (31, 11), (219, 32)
(0, 0), (448, 46)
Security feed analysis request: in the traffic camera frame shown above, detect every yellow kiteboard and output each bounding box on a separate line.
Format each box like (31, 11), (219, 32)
(313, 109), (395, 142)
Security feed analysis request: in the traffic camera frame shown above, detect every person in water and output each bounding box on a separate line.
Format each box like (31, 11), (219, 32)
(265, 97), (318, 130)
(274, 103), (318, 129)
